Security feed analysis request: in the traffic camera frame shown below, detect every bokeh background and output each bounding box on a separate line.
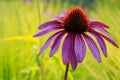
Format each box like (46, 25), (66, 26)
(0, 0), (120, 80)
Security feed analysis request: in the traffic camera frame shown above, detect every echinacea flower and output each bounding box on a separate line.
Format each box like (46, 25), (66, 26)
(34, 6), (118, 70)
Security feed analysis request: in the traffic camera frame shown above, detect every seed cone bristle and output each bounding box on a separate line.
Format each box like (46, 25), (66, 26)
(63, 7), (88, 33)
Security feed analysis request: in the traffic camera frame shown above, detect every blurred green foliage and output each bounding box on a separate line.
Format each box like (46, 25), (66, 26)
(0, 0), (120, 80)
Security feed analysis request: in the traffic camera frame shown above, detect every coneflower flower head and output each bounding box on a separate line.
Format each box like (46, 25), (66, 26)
(34, 6), (118, 70)
(63, 7), (88, 33)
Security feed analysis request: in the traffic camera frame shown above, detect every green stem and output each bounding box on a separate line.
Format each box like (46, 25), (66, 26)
(64, 63), (69, 80)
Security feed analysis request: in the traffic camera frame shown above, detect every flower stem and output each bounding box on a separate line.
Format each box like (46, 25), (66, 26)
(64, 63), (69, 80)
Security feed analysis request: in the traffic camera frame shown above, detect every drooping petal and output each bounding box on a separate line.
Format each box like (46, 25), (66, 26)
(50, 31), (65, 57)
(44, 13), (63, 21)
(90, 24), (114, 42)
(33, 27), (62, 37)
(62, 34), (72, 64)
(89, 29), (119, 48)
(62, 34), (77, 70)
(91, 24), (109, 35)
(75, 34), (86, 62)
(89, 27), (115, 44)
(60, 11), (67, 17)
(91, 32), (107, 57)
(70, 35), (77, 70)
(70, 51), (78, 70)
(39, 31), (64, 55)
(83, 34), (101, 62)
(38, 20), (61, 30)
(90, 21), (109, 28)
(98, 33), (119, 48)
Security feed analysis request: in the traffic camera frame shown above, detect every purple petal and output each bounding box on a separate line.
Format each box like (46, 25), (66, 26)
(33, 27), (61, 37)
(44, 13), (63, 21)
(50, 32), (65, 57)
(89, 29), (119, 48)
(70, 35), (77, 70)
(70, 51), (78, 70)
(89, 27), (115, 44)
(60, 11), (67, 17)
(38, 20), (61, 30)
(62, 34), (72, 64)
(90, 21), (109, 28)
(91, 24), (109, 35)
(75, 34), (86, 62)
(83, 34), (101, 62)
(91, 24), (114, 41)
(62, 34), (77, 69)
(39, 31), (64, 55)
(98, 33), (119, 48)
(91, 33), (107, 57)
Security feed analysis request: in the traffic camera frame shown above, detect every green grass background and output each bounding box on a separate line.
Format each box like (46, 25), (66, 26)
(0, 0), (120, 80)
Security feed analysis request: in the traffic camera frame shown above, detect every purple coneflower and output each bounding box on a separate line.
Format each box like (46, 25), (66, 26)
(34, 6), (118, 70)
